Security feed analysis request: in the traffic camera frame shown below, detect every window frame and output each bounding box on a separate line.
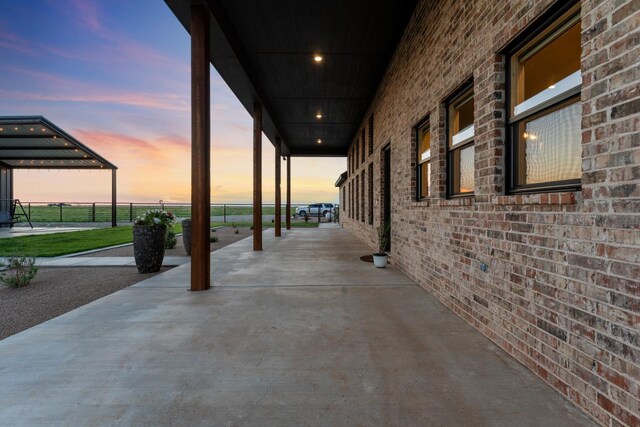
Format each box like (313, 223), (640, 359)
(446, 84), (475, 198)
(506, 3), (582, 194)
(415, 117), (431, 200)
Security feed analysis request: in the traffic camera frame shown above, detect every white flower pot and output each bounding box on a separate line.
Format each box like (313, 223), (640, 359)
(373, 254), (388, 268)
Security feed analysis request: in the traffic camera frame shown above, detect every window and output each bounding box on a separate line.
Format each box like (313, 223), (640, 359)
(360, 173), (365, 222)
(343, 185), (347, 216)
(508, 4), (581, 192)
(361, 129), (366, 163)
(447, 86), (475, 196)
(355, 174), (360, 220)
(349, 180), (353, 218)
(416, 119), (431, 199)
(368, 163), (373, 224)
(368, 115), (374, 155)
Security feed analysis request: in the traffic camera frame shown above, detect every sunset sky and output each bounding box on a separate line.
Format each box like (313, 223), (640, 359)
(0, 0), (345, 204)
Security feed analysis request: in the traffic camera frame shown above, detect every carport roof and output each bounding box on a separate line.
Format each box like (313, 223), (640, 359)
(165, 0), (418, 157)
(0, 116), (117, 170)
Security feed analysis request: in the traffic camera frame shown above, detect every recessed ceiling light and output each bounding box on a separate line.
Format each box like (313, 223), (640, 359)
(316, 113), (322, 119)
(548, 85), (556, 89)
(313, 54), (323, 62)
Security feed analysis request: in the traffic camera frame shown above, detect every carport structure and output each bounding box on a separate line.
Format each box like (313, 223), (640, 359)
(0, 116), (118, 227)
(164, 0), (418, 291)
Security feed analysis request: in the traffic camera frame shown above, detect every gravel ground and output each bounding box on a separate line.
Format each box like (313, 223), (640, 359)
(0, 226), (253, 341)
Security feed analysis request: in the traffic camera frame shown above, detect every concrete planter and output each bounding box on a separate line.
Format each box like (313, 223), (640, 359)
(133, 224), (167, 273)
(373, 254), (388, 268)
(181, 219), (191, 255)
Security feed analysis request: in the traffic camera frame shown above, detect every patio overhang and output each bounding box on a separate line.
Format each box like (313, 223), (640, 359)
(165, 0), (418, 156)
(0, 116), (119, 227)
(0, 116), (117, 170)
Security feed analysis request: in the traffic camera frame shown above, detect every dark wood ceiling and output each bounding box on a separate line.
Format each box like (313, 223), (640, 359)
(165, 0), (418, 156)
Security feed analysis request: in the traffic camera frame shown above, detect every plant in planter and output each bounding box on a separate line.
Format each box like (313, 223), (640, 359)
(181, 218), (192, 255)
(165, 230), (177, 249)
(373, 223), (390, 268)
(133, 209), (176, 273)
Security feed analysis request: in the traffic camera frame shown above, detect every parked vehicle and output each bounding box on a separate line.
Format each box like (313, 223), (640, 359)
(295, 203), (334, 217)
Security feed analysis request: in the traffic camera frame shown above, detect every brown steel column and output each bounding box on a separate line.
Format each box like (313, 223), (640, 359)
(111, 169), (117, 227)
(253, 102), (262, 250)
(286, 156), (291, 230)
(274, 137), (282, 237)
(190, 5), (211, 291)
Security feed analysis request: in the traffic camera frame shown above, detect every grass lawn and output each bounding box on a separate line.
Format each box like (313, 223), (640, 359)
(0, 227), (137, 257)
(0, 221), (320, 257)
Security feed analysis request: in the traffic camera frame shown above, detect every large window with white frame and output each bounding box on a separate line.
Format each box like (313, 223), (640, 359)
(447, 86), (475, 196)
(508, 3), (581, 192)
(416, 119), (431, 199)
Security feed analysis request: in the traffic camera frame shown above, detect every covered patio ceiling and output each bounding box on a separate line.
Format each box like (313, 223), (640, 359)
(0, 116), (116, 170)
(165, 0), (419, 156)
(0, 116), (118, 227)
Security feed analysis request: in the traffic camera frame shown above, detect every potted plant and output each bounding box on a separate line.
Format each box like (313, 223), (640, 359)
(373, 223), (390, 268)
(133, 209), (176, 273)
(181, 218), (192, 255)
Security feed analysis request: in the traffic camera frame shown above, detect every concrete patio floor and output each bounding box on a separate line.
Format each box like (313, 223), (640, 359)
(0, 228), (594, 426)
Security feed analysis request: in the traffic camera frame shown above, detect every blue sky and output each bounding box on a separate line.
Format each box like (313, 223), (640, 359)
(0, 0), (345, 203)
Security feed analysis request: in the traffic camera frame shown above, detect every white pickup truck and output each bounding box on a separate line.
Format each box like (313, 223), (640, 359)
(295, 203), (335, 217)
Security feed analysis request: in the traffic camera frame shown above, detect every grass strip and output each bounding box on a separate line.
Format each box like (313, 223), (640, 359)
(0, 227), (137, 257)
(0, 221), (321, 257)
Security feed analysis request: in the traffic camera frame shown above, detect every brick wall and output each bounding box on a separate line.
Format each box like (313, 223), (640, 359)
(340, 0), (640, 425)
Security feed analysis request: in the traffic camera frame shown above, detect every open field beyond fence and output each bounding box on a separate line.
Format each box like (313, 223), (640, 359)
(17, 202), (333, 223)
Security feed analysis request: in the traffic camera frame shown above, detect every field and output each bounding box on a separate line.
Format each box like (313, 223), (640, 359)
(20, 204), (299, 223)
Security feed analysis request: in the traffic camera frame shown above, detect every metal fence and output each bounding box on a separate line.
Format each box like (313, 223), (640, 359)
(19, 201), (339, 224)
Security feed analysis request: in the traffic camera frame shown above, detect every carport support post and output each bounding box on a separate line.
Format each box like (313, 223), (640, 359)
(286, 156), (291, 230)
(253, 102), (262, 251)
(190, 4), (211, 291)
(274, 137), (281, 237)
(111, 169), (117, 227)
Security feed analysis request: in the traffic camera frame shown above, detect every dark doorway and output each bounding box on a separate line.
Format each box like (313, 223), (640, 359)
(383, 145), (391, 252)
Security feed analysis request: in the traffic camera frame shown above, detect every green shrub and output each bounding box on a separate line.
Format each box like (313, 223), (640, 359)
(234, 229), (239, 234)
(165, 230), (177, 249)
(0, 256), (38, 288)
(210, 236), (218, 242)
